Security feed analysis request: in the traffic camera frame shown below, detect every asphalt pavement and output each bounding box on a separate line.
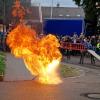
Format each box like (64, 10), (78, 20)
(0, 53), (100, 100)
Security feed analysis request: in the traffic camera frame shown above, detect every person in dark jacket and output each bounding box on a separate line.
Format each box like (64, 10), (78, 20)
(91, 36), (97, 51)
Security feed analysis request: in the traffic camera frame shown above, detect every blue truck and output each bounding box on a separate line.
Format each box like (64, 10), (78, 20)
(43, 18), (85, 36)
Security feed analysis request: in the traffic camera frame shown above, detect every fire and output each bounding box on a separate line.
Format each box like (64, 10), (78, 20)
(6, 24), (62, 84)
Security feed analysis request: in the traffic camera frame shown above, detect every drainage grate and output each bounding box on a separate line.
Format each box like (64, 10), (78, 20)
(81, 93), (100, 99)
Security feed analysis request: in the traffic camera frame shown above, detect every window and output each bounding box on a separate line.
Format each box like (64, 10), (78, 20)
(66, 14), (70, 17)
(59, 14), (63, 16)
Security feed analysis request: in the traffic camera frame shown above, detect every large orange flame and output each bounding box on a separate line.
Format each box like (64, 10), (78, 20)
(6, 24), (62, 84)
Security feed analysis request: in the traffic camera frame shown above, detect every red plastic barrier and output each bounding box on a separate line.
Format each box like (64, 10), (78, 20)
(60, 42), (86, 52)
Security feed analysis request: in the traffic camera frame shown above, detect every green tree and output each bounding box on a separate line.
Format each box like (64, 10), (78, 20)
(0, 1), (4, 21)
(0, 0), (13, 24)
(0, 0), (31, 25)
(73, 0), (98, 33)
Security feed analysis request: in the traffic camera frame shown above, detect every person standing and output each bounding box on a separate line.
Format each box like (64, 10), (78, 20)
(96, 40), (100, 55)
(91, 36), (97, 51)
(72, 32), (78, 43)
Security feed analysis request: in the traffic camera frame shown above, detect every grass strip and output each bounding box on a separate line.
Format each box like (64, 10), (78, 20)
(60, 64), (80, 78)
(0, 51), (5, 76)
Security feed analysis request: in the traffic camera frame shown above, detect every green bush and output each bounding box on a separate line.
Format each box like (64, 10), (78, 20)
(0, 52), (5, 75)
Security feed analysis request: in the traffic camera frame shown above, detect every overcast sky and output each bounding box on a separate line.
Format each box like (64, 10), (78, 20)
(31, 0), (78, 7)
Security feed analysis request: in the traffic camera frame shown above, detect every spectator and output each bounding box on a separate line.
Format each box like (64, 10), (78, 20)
(72, 32), (78, 43)
(0, 31), (3, 51)
(91, 36), (97, 51)
(83, 38), (92, 49)
(79, 32), (85, 39)
(96, 40), (100, 55)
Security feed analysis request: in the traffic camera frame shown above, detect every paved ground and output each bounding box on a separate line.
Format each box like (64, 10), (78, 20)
(63, 55), (100, 67)
(0, 53), (100, 100)
(4, 53), (33, 81)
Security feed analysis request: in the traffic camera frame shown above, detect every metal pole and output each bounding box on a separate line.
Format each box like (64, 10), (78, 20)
(50, 0), (53, 18)
(3, 0), (5, 33)
(39, 3), (43, 33)
(39, 3), (43, 23)
(3, 0), (6, 51)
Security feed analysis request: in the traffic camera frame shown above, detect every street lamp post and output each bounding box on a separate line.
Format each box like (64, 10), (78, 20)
(2, 0), (6, 51)
(50, 0), (53, 18)
(3, 0), (5, 33)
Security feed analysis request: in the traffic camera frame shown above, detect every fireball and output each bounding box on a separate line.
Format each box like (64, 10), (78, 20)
(6, 24), (62, 84)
